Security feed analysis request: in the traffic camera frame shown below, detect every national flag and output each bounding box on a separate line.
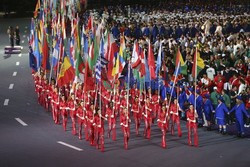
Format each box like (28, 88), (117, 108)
(156, 42), (162, 74)
(34, 0), (41, 18)
(41, 31), (50, 70)
(84, 62), (95, 92)
(106, 34), (119, 80)
(33, 30), (41, 69)
(52, 38), (60, 67)
(192, 47), (205, 78)
(29, 18), (35, 50)
(75, 49), (84, 78)
(57, 56), (75, 87)
(174, 48), (187, 76)
(139, 48), (146, 77)
(131, 41), (141, 69)
(148, 40), (156, 79)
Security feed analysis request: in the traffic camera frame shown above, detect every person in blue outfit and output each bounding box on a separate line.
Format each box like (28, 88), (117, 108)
(228, 96), (250, 138)
(178, 86), (187, 119)
(214, 96), (229, 134)
(203, 94), (214, 131)
(195, 90), (204, 127)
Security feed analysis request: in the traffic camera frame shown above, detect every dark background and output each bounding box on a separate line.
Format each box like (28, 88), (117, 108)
(0, 0), (249, 17)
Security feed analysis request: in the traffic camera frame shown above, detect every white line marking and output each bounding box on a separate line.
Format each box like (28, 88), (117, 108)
(9, 84), (14, 89)
(21, 40), (24, 44)
(15, 118), (28, 126)
(57, 141), (83, 151)
(16, 62), (20, 66)
(4, 99), (9, 106)
(23, 35), (26, 38)
(24, 30), (27, 33)
(25, 26), (28, 29)
(13, 72), (17, 76)
(18, 53), (22, 57)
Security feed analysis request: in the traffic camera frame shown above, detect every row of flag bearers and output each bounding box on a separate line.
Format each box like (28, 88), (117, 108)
(33, 71), (202, 151)
(33, 69), (250, 151)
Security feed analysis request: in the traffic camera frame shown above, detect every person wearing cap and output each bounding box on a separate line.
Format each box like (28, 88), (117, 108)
(76, 101), (85, 140)
(59, 95), (68, 131)
(169, 98), (183, 137)
(195, 90), (204, 127)
(215, 96), (229, 134)
(157, 105), (170, 148)
(186, 104), (198, 147)
(203, 94), (214, 130)
(68, 94), (77, 135)
(105, 102), (117, 141)
(228, 96), (250, 137)
(120, 107), (131, 150)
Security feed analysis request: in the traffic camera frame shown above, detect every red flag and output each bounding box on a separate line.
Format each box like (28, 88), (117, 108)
(84, 62), (95, 92)
(57, 57), (75, 87)
(41, 32), (49, 71)
(148, 41), (156, 79)
(139, 48), (146, 77)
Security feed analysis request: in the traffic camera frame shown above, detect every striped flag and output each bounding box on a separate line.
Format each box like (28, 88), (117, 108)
(95, 56), (108, 83)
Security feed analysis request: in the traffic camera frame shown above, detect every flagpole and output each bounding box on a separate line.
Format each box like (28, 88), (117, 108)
(49, 48), (53, 84)
(126, 60), (131, 126)
(194, 47), (198, 116)
(166, 62), (180, 121)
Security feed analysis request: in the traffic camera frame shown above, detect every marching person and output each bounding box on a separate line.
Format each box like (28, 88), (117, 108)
(15, 26), (20, 45)
(94, 109), (107, 152)
(59, 95), (68, 131)
(51, 87), (60, 124)
(215, 96), (229, 134)
(105, 102), (117, 141)
(76, 101), (85, 140)
(142, 97), (153, 139)
(120, 107), (130, 150)
(131, 96), (141, 135)
(186, 104), (199, 147)
(157, 105), (170, 148)
(228, 96), (250, 137)
(7, 26), (14, 47)
(203, 94), (214, 130)
(86, 103), (96, 146)
(68, 94), (77, 135)
(169, 98), (183, 137)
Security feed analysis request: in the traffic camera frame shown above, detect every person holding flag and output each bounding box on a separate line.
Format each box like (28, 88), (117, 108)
(157, 105), (170, 148)
(120, 107), (131, 150)
(186, 104), (199, 147)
